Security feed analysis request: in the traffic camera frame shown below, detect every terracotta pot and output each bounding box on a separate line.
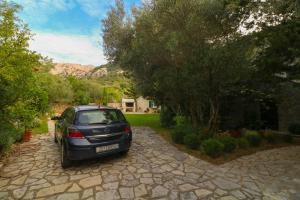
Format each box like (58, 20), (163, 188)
(23, 130), (32, 142)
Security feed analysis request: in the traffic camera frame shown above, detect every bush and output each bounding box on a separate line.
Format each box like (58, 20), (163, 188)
(171, 124), (195, 144)
(171, 126), (186, 144)
(264, 131), (277, 144)
(288, 123), (300, 135)
(282, 134), (293, 143)
(245, 131), (262, 147)
(237, 138), (249, 149)
(160, 106), (176, 128)
(219, 136), (237, 153)
(0, 124), (23, 156)
(184, 134), (199, 149)
(201, 139), (224, 158)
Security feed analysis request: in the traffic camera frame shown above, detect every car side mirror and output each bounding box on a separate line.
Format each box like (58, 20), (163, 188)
(51, 116), (62, 120)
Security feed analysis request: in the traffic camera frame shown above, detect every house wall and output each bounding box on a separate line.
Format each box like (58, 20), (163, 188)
(121, 99), (136, 112)
(136, 97), (149, 112)
(107, 103), (121, 109)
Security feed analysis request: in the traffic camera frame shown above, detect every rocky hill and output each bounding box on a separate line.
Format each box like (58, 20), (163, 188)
(50, 63), (108, 78)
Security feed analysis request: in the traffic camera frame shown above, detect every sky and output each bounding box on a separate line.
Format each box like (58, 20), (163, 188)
(10, 0), (141, 66)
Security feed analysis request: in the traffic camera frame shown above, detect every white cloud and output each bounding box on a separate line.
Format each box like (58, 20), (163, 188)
(29, 32), (107, 66)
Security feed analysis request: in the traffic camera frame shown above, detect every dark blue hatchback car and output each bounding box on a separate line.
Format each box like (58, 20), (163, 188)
(51, 106), (132, 168)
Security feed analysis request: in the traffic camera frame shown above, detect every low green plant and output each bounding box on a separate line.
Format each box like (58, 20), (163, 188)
(237, 138), (250, 149)
(171, 124), (196, 144)
(160, 106), (176, 128)
(264, 131), (277, 144)
(183, 134), (199, 149)
(219, 136), (237, 153)
(0, 124), (23, 156)
(171, 128), (186, 144)
(201, 139), (224, 158)
(282, 134), (293, 143)
(245, 130), (262, 147)
(288, 123), (300, 135)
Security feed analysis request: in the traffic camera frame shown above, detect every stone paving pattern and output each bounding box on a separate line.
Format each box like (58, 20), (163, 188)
(0, 127), (299, 200)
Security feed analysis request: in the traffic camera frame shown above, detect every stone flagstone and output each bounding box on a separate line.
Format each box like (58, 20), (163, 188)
(0, 125), (299, 199)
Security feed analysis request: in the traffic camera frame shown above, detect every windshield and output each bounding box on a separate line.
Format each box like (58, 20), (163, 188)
(76, 109), (126, 125)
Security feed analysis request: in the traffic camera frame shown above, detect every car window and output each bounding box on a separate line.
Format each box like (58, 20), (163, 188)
(76, 109), (126, 125)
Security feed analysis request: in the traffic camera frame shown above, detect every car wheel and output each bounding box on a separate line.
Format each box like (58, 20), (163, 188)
(120, 149), (129, 156)
(61, 142), (72, 169)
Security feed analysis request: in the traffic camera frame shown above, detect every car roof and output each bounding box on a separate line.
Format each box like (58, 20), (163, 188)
(73, 105), (116, 112)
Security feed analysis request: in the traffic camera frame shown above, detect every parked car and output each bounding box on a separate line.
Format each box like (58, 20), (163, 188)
(51, 106), (132, 168)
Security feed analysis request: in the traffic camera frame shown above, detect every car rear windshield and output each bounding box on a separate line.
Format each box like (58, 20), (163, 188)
(76, 109), (126, 125)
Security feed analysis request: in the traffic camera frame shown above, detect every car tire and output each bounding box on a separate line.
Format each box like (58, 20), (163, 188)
(61, 142), (72, 169)
(120, 149), (129, 155)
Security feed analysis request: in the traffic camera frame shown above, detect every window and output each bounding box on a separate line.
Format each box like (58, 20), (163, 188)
(76, 109), (126, 125)
(149, 100), (157, 108)
(125, 102), (134, 107)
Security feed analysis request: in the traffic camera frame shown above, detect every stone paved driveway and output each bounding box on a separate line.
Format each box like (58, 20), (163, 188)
(0, 127), (300, 200)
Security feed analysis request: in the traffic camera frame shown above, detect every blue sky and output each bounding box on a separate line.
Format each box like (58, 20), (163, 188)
(10, 0), (141, 66)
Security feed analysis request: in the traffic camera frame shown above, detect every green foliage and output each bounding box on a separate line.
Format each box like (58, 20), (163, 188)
(103, 0), (299, 133)
(171, 124), (196, 144)
(37, 73), (74, 104)
(0, 1), (48, 125)
(201, 139), (224, 158)
(288, 123), (300, 135)
(32, 115), (48, 134)
(282, 134), (293, 143)
(0, 123), (23, 156)
(183, 134), (199, 150)
(237, 138), (250, 149)
(0, 1), (50, 154)
(245, 131), (262, 147)
(219, 136), (237, 153)
(160, 106), (176, 128)
(263, 131), (277, 143)
(171, 129), (186, 144)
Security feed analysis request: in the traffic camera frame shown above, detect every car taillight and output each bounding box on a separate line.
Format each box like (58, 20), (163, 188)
(124, 126), (131, 134)
(68, 129), (84, 139)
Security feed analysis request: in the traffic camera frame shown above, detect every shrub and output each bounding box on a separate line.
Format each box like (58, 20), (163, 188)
(219, 136), (237, 153)
(0, 124), (23, 156)
(229, 130), (242, 138)
(184, 134), (199, 149)
(288, 123), (300, 135)
(160, 106), (176, 128)
(245, 131), (262, 147)
(282, 134), (293, 143)
(264, 131), (277, 144)
(171, 126), (186, 144)
(171, 124), (196, 144)
(237, 138), (249, 149)
(201, 139), (224, 158)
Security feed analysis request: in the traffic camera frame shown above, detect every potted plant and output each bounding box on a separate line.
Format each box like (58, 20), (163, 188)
(23, 128), (32, 142)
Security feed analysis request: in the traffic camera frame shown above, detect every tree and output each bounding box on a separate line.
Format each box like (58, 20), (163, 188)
(0, 1), (47, 127)
(103, 0), (299, 133)
(0, 1), (49, 154)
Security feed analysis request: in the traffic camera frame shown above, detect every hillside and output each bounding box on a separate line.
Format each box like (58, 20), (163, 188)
(50, 63), (109, 78)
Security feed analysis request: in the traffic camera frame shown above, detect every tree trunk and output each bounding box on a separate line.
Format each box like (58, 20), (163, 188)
(208, 97), (219, 135)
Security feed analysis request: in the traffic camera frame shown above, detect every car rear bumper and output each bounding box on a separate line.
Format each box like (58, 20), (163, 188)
(65, 134), (132, 161)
